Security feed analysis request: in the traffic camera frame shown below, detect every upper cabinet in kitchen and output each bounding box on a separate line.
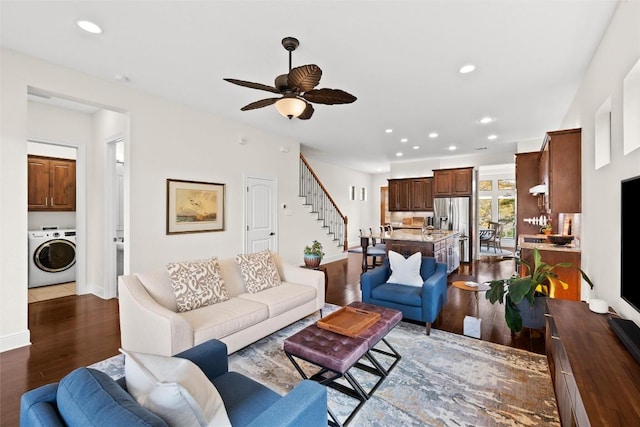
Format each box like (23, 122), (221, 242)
(433, 167), (473, 197)
(388, 177), (433, 211)
(540, 128), (581, 213)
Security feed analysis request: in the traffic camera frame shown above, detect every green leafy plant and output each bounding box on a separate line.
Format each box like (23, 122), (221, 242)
(304, 240), (324, 257)
(486, 248), (594, 332)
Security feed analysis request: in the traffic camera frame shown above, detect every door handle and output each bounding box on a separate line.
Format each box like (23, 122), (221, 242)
(269, 232), (275, 236)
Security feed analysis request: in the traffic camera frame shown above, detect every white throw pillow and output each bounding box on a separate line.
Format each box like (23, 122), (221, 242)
(386, 251), (423, 287)
(120, 349), (231, 427)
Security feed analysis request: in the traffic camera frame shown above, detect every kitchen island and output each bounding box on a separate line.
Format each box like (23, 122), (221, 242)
(518, 234), (582, 300)
(360, 229), (461, 274)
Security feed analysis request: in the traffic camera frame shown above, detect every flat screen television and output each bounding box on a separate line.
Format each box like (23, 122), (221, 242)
(621, 174), (640, 312)
(609, 174), (640, 365)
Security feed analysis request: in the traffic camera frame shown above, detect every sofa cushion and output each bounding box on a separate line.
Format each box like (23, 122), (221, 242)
(121, 349), (231, 427)
(166, 257), (230, 313)
(237, 282), (316, 318)
(56, 367), (167, 426)
(236, 250), (281, 293)
(180, 297), (269, 343)
(387, 251), (423, 286)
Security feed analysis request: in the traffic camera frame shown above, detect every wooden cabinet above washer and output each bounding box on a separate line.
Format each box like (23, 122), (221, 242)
(28, 155), (76, 211)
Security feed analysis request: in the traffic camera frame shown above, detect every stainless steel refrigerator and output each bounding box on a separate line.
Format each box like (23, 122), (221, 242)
(433, 197), (473, 263)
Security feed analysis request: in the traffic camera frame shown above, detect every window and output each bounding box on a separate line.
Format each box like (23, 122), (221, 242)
(479, 198), (493, 228)
(497, 179), (515, 190)
(479, 165), (516, 247)
(479, 180), (492, 191)
(498, 196), (515, 238)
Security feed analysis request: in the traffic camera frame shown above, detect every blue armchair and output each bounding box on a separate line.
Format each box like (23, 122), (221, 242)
(20, 339), (327, 427)
(360, 256), (447, 335)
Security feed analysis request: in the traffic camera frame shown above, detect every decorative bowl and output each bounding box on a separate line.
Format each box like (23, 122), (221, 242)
(547, 235), (574, 246)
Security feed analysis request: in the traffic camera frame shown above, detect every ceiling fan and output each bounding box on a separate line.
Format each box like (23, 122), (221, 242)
(224, 37), (357, 120)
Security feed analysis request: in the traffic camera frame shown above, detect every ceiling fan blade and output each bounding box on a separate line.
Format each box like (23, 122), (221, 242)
(224, 78), (281, 94)
(240, 98), (280, 111)
(298, 103), (314, 120)
(302, 88), (357, 105)
(287, 65), (322, 93)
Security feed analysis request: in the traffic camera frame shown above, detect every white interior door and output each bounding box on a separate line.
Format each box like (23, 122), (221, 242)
(245, 176), (278, 254)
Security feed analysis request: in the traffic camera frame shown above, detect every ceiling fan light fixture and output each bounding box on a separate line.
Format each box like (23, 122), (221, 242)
(275, 97), (307, 119)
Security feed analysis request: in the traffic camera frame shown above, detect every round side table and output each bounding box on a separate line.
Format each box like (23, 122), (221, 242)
(452, 281), (490, 319)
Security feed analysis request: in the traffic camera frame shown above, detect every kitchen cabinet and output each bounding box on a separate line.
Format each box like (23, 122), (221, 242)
(388, 177), (433, 211)
(539, 128), (581, 213)
(546, 299), (640, 426)
(516, 152), (545, 235)
(409, 178), (433, 211)
(433, 167), (473, 197)
(28, 155), (76, 211)
(384, 232), (460, 274)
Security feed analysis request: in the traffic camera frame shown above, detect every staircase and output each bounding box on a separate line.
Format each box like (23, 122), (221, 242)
(299, 154), (348, 250)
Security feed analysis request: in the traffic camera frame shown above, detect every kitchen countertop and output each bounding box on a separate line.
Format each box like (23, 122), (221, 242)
(518, 234), (581, 253)
(384, 229), (460, 243)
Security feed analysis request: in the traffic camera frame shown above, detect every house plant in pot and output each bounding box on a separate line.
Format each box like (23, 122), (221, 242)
(485, 248), (594, 333)
(303, 240), (324, 268)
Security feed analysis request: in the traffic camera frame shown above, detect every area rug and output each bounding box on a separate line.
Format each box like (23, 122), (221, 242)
(91, 305), (559, 426)
(479, 247), (515, 258)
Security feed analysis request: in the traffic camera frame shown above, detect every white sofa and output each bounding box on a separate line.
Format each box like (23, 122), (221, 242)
(118, 253), (325, 356)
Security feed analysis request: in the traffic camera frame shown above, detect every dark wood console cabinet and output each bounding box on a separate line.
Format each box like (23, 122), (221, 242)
(546, 299), (640, 426)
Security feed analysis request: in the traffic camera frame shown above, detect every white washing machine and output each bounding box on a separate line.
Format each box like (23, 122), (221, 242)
(28, 229), (76, 288)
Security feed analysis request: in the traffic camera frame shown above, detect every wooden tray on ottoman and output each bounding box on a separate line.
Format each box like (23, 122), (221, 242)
(317, 306), (381, 337)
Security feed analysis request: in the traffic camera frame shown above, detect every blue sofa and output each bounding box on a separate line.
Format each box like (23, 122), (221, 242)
(360, 256), (447, 335)
(20, 339), (327, 427)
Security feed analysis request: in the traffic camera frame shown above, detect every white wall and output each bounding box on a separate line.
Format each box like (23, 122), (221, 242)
(560, 1), (640, 322)
(0, 48), (357, 351)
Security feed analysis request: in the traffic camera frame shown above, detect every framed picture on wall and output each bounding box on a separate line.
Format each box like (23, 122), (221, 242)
(166, 179), (225, 234)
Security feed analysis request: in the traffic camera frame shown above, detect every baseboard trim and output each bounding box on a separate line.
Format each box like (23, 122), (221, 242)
(1, 330), (31, 353)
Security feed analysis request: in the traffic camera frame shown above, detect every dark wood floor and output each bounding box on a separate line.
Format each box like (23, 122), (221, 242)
(0, 251), (543, 426)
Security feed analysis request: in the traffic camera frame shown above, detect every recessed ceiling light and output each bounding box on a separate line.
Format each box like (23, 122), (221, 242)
(448, 145), (457, 151)
(413, 146), (419, 150)
(385, 129), (393, 133)
(459, 64), (476, 74)
(76, 20), (103, 34)
(429, 132), (438, 138)
(488, 134), (497, 140)
(396, 152), (403, 157)
(400, 138), (408, 143)
(480, 117), (493, 124)
(114, 74), (130, 82)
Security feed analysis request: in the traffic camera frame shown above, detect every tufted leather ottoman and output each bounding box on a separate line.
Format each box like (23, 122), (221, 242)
(284, 303), (402, 426)
(283, 325), (369, 374)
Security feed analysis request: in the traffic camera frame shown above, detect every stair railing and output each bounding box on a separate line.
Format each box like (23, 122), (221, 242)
(299, 154), (348, 250)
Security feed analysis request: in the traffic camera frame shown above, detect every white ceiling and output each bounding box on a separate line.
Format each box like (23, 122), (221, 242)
(1, 1), (620, 173)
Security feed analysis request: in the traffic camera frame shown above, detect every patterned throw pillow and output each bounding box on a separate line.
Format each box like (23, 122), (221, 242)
(166, 257), (229, 312)
(236, 250), (282, 294)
